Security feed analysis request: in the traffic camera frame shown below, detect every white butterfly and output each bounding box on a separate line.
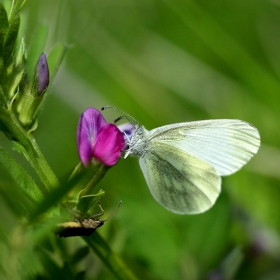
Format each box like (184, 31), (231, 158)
(123, 119), (260, 215)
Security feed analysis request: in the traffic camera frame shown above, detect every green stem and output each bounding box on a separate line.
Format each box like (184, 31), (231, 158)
(0, 107), (59, 192)
(67, 162), (109, 200)
(84, 233), (139, 280)
(80, 164), (109, 196)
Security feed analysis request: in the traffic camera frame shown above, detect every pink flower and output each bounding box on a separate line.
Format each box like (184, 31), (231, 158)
(77, 108), (125, 166)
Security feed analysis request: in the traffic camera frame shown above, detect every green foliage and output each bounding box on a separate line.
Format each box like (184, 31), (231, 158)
(77, 189), (105, 216)
(2, 14), (19, 71)
(84, 233), (138, 280)
(25, 24), (48, 76)
(0, 147), (43, 204)
(0, 3), (22, 104)
(47, 43), (67, 80)
(0, 4), (9, 77)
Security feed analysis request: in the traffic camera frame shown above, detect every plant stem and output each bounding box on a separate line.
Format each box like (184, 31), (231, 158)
(80, 164), (109, 196)
(67, 162), (109, 201)
(84, 233), (139, 280)
(0, 107), (59, 192)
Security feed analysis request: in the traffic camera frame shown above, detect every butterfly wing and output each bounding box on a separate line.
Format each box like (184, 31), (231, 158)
(139, 142), (221, 214)
(146, 120), (260, 176)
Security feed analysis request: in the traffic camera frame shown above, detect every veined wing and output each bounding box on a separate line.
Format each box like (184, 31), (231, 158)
(139, 142), (221, 214)
(146, 120), (260, 176)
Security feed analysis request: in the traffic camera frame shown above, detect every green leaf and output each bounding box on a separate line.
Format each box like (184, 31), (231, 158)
(3, 14), (19, 66)
(35, 245), (65, 278)
(47, 43), (67, 80)
(0, 147), (44, 204)
(0, 85), (8, 109)
(220, 247), (244, 280)
(7, 37), (25, 98)
(26, 25), (48, 77)
(9, 0), (26, 19)
(0, 181), (31, 217)
(77, 189), (105, 215)
(0, 4), (8, 76)
(0, 4), (8, 46)
(0, 4), (8, 39)
(70, 246), (90, 264)
(12, 140), (29, 160)
(30, 168), (89, 222)
(15, 37), (24, 67)
(0, 12), (20, 101)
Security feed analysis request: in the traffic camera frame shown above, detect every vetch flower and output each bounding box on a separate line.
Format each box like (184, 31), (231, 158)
(77, 108), (125, 167)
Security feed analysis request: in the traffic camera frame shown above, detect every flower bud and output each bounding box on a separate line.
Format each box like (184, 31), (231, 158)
(16, 53), (50, 127)
(36, 53), (49, 95)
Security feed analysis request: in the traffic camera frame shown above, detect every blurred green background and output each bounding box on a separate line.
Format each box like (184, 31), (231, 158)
(1, 0), (280, 279)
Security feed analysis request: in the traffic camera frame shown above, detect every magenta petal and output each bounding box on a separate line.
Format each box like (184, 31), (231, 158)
(77, 108), (107, 166)
(93, 123), (125, 166)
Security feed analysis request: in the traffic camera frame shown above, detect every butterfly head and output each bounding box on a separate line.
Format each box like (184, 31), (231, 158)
(123, 124), (146, 158)
(101, 106), (145, 158)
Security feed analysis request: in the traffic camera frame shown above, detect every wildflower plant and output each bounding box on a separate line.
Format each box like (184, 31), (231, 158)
(0, 1), (137, 279)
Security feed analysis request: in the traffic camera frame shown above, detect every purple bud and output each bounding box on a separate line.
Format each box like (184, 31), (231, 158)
(77, 108), (125, 167)
(36, 53), (49, 95)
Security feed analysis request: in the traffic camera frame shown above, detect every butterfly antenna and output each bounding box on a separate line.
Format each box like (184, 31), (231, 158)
(101, 106), (140, 127)
(114, 115), (132, 125)
(104, 200), (122, 222)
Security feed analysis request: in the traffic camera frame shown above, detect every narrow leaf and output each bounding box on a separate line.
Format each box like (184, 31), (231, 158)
(26, 25), (48, 77)
(7, 39), (25, 98)
(3, 14), (20, 65)
(70, 246), (90, 264)
(12, 141), (30, 161)
(84, 233), (139, 280)
(8, 0), (26, 20)
(0, 4), (8, 51)
(30, 168), (89, 222)
(47, 43), (67, 80)
(0, 147), (43, 204)
(220, 247), (244, 280)
(0, 4), (9, 77)
(0, 181), (31, 216)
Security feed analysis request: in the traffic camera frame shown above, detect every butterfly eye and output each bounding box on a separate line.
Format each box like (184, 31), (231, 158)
(137, 127), (143, 136)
